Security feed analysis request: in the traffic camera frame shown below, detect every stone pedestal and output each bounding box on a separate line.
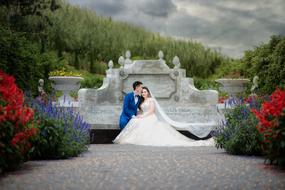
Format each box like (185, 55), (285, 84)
(49, 76), (83, 107)
(215, 78), (250, 96)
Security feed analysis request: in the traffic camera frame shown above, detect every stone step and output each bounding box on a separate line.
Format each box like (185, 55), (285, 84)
(89, 129), (212, 144)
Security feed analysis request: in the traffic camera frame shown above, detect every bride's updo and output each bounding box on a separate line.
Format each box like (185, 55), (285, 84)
(139, 86), (151, 110)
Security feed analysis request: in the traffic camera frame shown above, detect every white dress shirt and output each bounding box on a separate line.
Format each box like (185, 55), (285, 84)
(134, 93), (139, 104)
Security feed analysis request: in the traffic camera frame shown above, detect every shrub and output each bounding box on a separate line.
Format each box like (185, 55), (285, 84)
(92, 61), (108, 75)
(0, 70), (38, 171)
(252, 87), (285, 167)
(0, 25), (64, 96)
(28, 98), (90, 159)
(242, 35), (285, 94)
(214, 96), (263, 155)
(80, 74), (104, 88)
(193, 77), (219, 90)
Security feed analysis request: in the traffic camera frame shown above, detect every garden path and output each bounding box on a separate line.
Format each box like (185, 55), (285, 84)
(1, 145), (285, 189)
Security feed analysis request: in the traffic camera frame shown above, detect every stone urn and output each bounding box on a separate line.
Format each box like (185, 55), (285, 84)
(215, 78), (250, 96)
(49, 76), (83, 105)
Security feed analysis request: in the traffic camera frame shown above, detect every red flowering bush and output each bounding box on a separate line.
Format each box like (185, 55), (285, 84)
(252, 87), (285, 167)
(218, 92), (229, 104)
(218, 96), (227, 104)
(0, 70), (38, 171)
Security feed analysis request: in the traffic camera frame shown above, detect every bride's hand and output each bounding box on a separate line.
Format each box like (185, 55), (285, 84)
(136, 115), (143, 118)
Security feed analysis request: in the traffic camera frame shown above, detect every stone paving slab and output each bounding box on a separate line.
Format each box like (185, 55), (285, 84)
(0, 145), (285, 190)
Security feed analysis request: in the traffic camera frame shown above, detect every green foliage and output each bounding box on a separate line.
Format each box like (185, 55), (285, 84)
(0, 122), (37, 171)
(211, 59), (245, 79)
(31, 117), (87, 159)
(32, 117), (66, 159)
(242, 35), (285, 94)
(193, 77), (219, 90)
(92, 61), (108, 75)
(0, 25), (64, 96)
(0, 0), (230, 94)
(214, 103), (263, 155)
(80, 74), (104, 88)
(49, 67), (82, 77)
(29, 99), (90, 159)
(39, 1), (228, 77)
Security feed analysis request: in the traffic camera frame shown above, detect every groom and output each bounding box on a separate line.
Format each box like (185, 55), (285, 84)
(119, 81), (143, 129)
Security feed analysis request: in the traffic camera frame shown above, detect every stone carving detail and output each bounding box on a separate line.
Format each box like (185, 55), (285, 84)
(106, 60), (114, 78)
(38, 79), (46, 96)
(108, 60), (113, 70)
(124, 50), (132, 66)
(50, 76), (83, 106)
(158, 50), (166, 65)
(174, 95), (180, 102)
(215, 78), (250, 96)
(119, 69), (125, 77)
(172, 56), (181, 69)
(173, 70), (179, 77)
(250, 75), (259, 94)
(122, 74), (176, 99)
(118, 56), (125, 68)
(158, 50), (164, 60)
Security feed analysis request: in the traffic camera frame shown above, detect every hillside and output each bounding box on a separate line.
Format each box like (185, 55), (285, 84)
(0, 0), (231, 94)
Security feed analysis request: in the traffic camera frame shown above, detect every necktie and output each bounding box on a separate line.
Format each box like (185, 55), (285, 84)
(135, 95), (139, 104)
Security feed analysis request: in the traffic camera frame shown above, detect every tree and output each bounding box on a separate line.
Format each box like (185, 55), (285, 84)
(242, 35), (285, 94)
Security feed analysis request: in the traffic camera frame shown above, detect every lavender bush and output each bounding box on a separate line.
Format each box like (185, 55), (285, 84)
(213, 96), (264, 155)
(27, 97), (90, 159)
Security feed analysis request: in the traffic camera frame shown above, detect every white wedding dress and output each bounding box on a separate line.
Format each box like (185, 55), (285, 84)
(113, 98), (215, 146)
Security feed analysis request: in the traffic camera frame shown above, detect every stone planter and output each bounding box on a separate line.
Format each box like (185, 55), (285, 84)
(49, 76), (83, 105)
(215, 78), (250, 96)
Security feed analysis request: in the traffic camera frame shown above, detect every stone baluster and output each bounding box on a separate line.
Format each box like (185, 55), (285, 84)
(106, 60), (114, 77)
(158, 50), (167, 65)
(124, 50), (132, 66)
(108, 60), (113, 70)
(158, 50), (164, 62)
(118, 56), (125, 68)
(172, 56), (181, 69)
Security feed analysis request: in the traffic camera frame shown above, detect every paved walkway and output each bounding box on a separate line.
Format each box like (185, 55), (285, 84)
(1, 145), (285, 190)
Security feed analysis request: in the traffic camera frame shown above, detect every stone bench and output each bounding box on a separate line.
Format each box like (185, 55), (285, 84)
(78, 51), (220, 137)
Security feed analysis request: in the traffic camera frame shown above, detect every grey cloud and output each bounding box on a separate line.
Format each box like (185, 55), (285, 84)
(214, 3), (285, 24)
(83, 0), (127, 16)
(67, 0), (285, 58)
(139, 0), (177, 18)
(171, 0), (285, 56)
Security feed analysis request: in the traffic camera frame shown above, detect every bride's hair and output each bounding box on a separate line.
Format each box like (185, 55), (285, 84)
(139, 86), (151, 110)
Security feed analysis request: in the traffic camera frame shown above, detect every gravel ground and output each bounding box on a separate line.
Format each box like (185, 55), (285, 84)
(0, 144), (285, 190)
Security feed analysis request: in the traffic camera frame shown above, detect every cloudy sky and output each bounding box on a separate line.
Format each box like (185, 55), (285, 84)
(68, 0), (285, 58)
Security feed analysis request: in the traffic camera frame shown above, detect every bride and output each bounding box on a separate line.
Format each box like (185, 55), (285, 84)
(113, 86), (215, 146)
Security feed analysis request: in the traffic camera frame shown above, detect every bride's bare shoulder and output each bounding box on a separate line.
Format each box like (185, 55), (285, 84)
(145, 98), (154, 102)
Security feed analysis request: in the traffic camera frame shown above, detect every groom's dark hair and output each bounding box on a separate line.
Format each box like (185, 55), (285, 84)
(133, 81), (143, 90)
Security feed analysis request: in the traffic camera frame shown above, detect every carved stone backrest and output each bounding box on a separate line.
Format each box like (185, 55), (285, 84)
(119, 60), (179, 100)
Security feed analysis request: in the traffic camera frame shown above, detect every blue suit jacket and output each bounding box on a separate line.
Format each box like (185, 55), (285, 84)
(119, 92), (141, 129)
